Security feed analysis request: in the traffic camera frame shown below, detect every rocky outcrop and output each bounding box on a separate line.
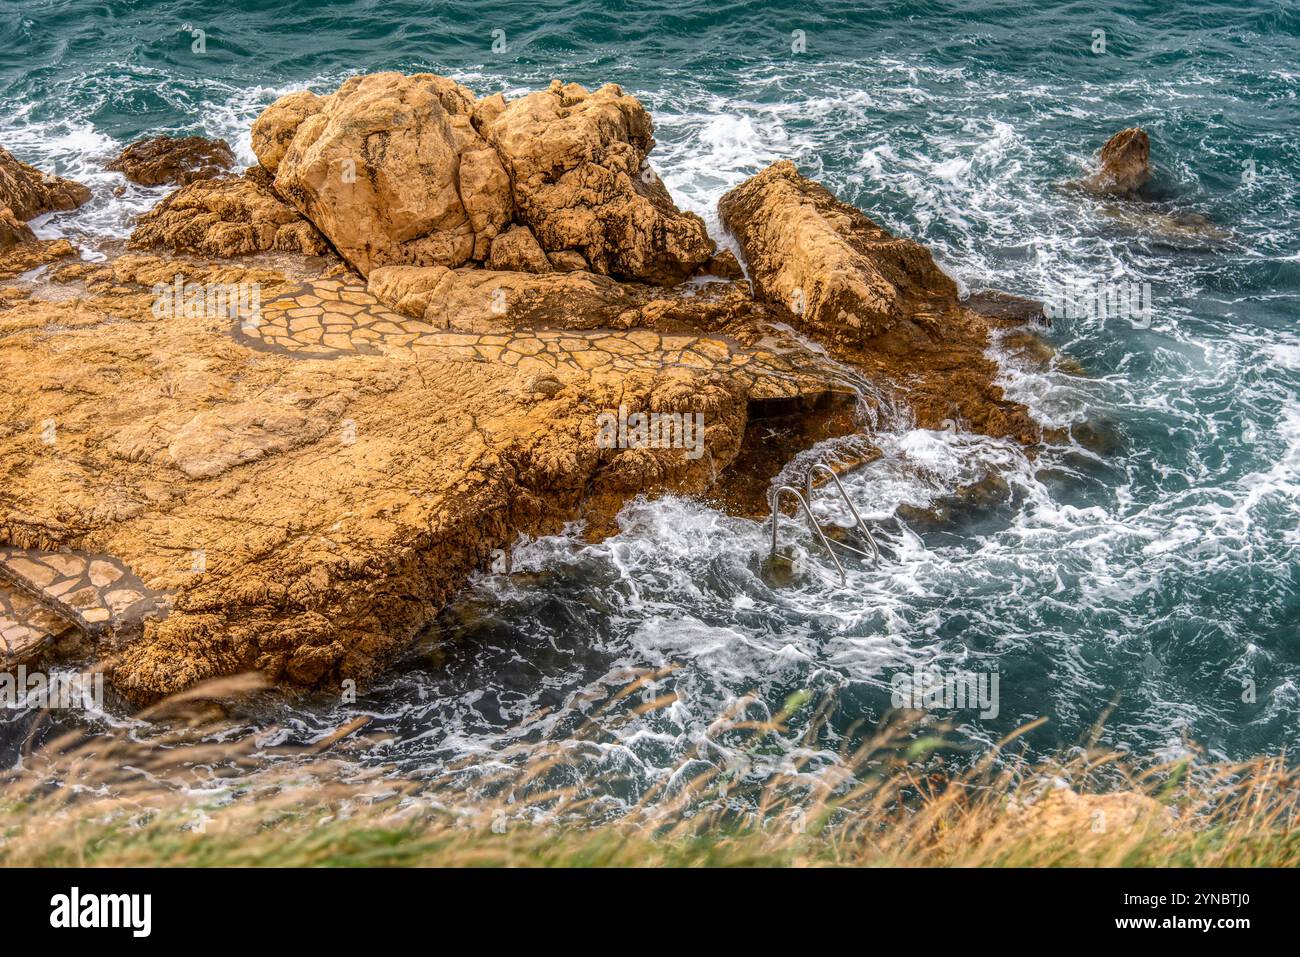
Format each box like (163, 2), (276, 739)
(720, 160), (1040, 443)
(1080, 127), (1150, 197)
(251, 73), (513, 275)
(249, 74), (713, 285)
(107, 135), (236, 186)
(720, 160), (958, 345)
(0, 254), (842, 701)
(2, 75), (1056, 703)
(478, 80), (714, 285)
(0, 146), (90, 221)
(129, 168), (331, 258)
(0, 207), (35, 252)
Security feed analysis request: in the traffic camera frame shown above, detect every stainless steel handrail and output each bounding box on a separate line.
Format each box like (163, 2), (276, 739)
(769, 485), (846, 585)
(804, 463), (880, 565)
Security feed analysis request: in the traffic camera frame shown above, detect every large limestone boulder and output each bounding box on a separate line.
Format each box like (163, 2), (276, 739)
(720, 160), (1040, 444)
(107, 135), (236, 186)
(251, 72), (513, 275)
(129, 168), (330, 258)
(0, 146), (91, 221)
(719, 159), (959, 345)
(1081, 127), (1151, 197)
(478, 80), (714, 285)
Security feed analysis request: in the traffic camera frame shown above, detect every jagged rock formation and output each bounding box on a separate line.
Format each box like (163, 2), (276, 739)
(2, 73), (1053, 701)
(0, 146), (91, 221)
(129, 167), (331, 258)
(0, 146), (90, 255)
(720, 160), (1040, 443)
(249, 74), (713, 284)
(0, 207), (35, 253)
(477, 79), (714, 284)
(107, 135), (237, 186)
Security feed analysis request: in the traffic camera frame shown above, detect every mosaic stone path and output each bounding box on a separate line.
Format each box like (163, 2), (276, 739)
(0, 547), (171, 652)
(0, 579), (77, 666)
(231, 278), (842, 400)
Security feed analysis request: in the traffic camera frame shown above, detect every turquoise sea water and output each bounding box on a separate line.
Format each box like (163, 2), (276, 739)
(2, 2), (1298, 801)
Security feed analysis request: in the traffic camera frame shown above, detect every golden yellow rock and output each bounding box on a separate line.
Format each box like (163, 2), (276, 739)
(253, 73), (513, 275)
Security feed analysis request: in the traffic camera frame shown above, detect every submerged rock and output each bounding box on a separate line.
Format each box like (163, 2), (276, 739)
(1080, 127), (1151, 197)
(0, 146), (91, 221)
(107, 135), (237, 186)
(1068, 128), (1232, 244)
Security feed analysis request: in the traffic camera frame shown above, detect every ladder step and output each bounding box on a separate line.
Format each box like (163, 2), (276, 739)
(767, 460), (881, 584)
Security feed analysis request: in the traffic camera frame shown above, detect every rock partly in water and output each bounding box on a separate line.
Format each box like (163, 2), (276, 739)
(1, 74), (1063, 703)
(720, 159), (959, 344)
(129, 167), (332, 258)
(0, 146), (91, 221)
(1080, 127), (1151, 197)
(252, 72), (513, 275)
(479, 80), (714, 285)
(701, 249), (745, 280)
(107, 135), (237, 186)
(720, 160), (1041, 443)
(1, 250), (848, 702)
(0, 236), (77, 281)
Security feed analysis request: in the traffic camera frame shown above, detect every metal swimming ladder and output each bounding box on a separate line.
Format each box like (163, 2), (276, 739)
(804, 463), (880, 565)
(769, 485), (846, 584)
(767, 465), (881, 584)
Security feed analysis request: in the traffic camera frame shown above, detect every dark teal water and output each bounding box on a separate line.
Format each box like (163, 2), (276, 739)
(2, 2), (1298, 800)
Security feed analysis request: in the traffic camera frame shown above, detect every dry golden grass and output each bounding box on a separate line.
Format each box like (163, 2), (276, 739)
(1, 674), (1296, 867)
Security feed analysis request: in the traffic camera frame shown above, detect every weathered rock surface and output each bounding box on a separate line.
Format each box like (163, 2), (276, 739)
(720, 160), (1040, 443)
(107, 135), (237, 186)
(0, 250), (845, 701)
(368, 264), (641, 331)
(0, 207), (35, 252)
(248, 74), (712, 285)
(0, 146), (91, 221)
(129, 168), (331, 258)
(487, 225), (552, 273)
(0, 80), (1055, 703)
(0, 237), (77, 282)
(479, 80), (714, 285)
(1081, 127), (1151, 197)
(252, 72), (513, 275)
